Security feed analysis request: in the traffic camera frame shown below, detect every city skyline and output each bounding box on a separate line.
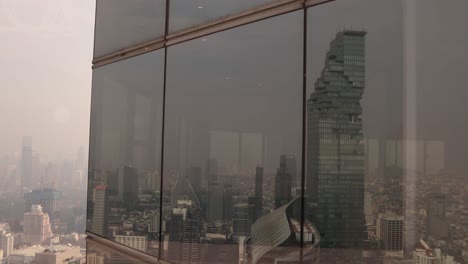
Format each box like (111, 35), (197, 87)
(1, 0), (468, 263)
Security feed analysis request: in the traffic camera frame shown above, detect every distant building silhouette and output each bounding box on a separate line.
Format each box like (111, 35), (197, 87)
(426, 194), (449, 239)
(21, 136), (33, 190)
(254, 167), (263, 221)
(274, 156), (295, 208)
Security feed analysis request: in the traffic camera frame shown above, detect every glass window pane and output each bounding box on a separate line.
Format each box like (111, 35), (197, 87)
(306, 0), (403, 262)
(94, 0), (166, 58)
(163, 11), (304, 264)
(87, 50), (164, 257)
(407, 1), (468, 264)
(169, 0), (277, 33)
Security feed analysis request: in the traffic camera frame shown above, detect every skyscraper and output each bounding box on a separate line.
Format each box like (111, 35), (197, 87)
(254, 167), (263, 221)
(205, 159), (218, 184)
(120, 165), (139, 211)
(167, 202), (201, 264)
(280, 155), (297, 187)
(21, 136), (33, 190)
(426, 194), (449, 239)
(306, 30), (367, 248)
(233, 203), (252, 239)
(275, 158), (292, 208)
(377, 213), (404, 255)
(0, 230), (14, 258)
(90, 185), (107, 236)
(23, 205), (52, 245)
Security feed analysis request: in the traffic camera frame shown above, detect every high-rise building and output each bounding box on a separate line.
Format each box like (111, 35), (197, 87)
(233, 203), (252, 239)
(148, 212), (160, 234)
(207, 182), (223, 222)
(377, 213), (403, 255)
(120, 166), (139, 211)
(205, 159), (218, 184)
(115, 234), (147, 252)
(426, 194), (449, 239)
(254, 167), (263, 221)
(280, 155), (297, 187)
(274, 157), (293, 209)
(21, 136), (33, 190)
(306, 30), (367, 248)
(167, 202), (201, 264)
(90, 185), (107, 235)
(23, 205), (52, 245)
(0, 230), (14, 258)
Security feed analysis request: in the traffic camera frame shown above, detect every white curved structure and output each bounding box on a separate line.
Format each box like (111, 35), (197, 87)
(251, 197), (320, 264)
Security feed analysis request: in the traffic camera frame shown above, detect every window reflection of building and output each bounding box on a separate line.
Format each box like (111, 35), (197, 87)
(306, 30), (367, 249)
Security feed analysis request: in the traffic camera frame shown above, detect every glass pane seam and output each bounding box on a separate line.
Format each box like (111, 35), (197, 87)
(92, 38), (165, 68)
(92, 0), (304, 67)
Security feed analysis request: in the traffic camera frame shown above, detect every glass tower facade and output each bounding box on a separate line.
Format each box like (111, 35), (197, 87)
(86, 0), (468, 263)
(307, 31), (366, 248)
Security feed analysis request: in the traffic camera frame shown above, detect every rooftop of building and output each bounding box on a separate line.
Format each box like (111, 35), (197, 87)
(37, 244), (79, 255)
(340, 30), (367, 36)
(10, 246), (47, 257)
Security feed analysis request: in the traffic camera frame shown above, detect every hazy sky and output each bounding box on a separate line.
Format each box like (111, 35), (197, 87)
(1, 0), (95, 161)
(1, 0), (467, 171)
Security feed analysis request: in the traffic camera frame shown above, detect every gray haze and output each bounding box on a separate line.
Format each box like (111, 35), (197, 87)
(0, 0), (95, 161)
(1, 0), (468, 170)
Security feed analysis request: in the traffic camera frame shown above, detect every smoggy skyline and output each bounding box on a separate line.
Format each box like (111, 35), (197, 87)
(0, 0), (95, 161)
(1, 0), (468, 170)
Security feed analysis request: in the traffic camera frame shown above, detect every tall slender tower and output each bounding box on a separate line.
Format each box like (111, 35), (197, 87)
(254, 167), (263, 220)
(21, 136), (33, 190)
(274, 155), (295, 208)
(307, 30), (367, 248)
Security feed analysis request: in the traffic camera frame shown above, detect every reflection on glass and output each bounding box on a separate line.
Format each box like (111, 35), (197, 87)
(163, 11), (305, 264)
(306, 0), (404, 262)
(169, 0), (274, 33)
(408, 1), (468, 264)
(94, 0), (166, 58)
(87, 50), (164, 257)
(87, 238), (138, 263)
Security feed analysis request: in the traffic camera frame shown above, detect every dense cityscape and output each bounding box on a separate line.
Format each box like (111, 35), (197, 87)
(0, 138), (87, 263)
(1, 0), (468, 263)
(85, 30), (468, 264)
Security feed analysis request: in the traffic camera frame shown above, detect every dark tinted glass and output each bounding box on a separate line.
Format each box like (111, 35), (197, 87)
(306, 0), (403, 262)
(405, 1), (468, 263)
(94, 0), (166, 58)
(87, 50), (164, 257)
(169, 0), (276, 33)
(163, 11), (304, 264)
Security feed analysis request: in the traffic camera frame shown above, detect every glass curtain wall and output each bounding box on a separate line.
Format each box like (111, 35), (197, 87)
(87, 0), (468, 263)
(163, 11), (303, 264)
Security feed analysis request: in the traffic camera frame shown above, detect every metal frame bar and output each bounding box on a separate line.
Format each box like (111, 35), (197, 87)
(92, 0), (334, 68)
